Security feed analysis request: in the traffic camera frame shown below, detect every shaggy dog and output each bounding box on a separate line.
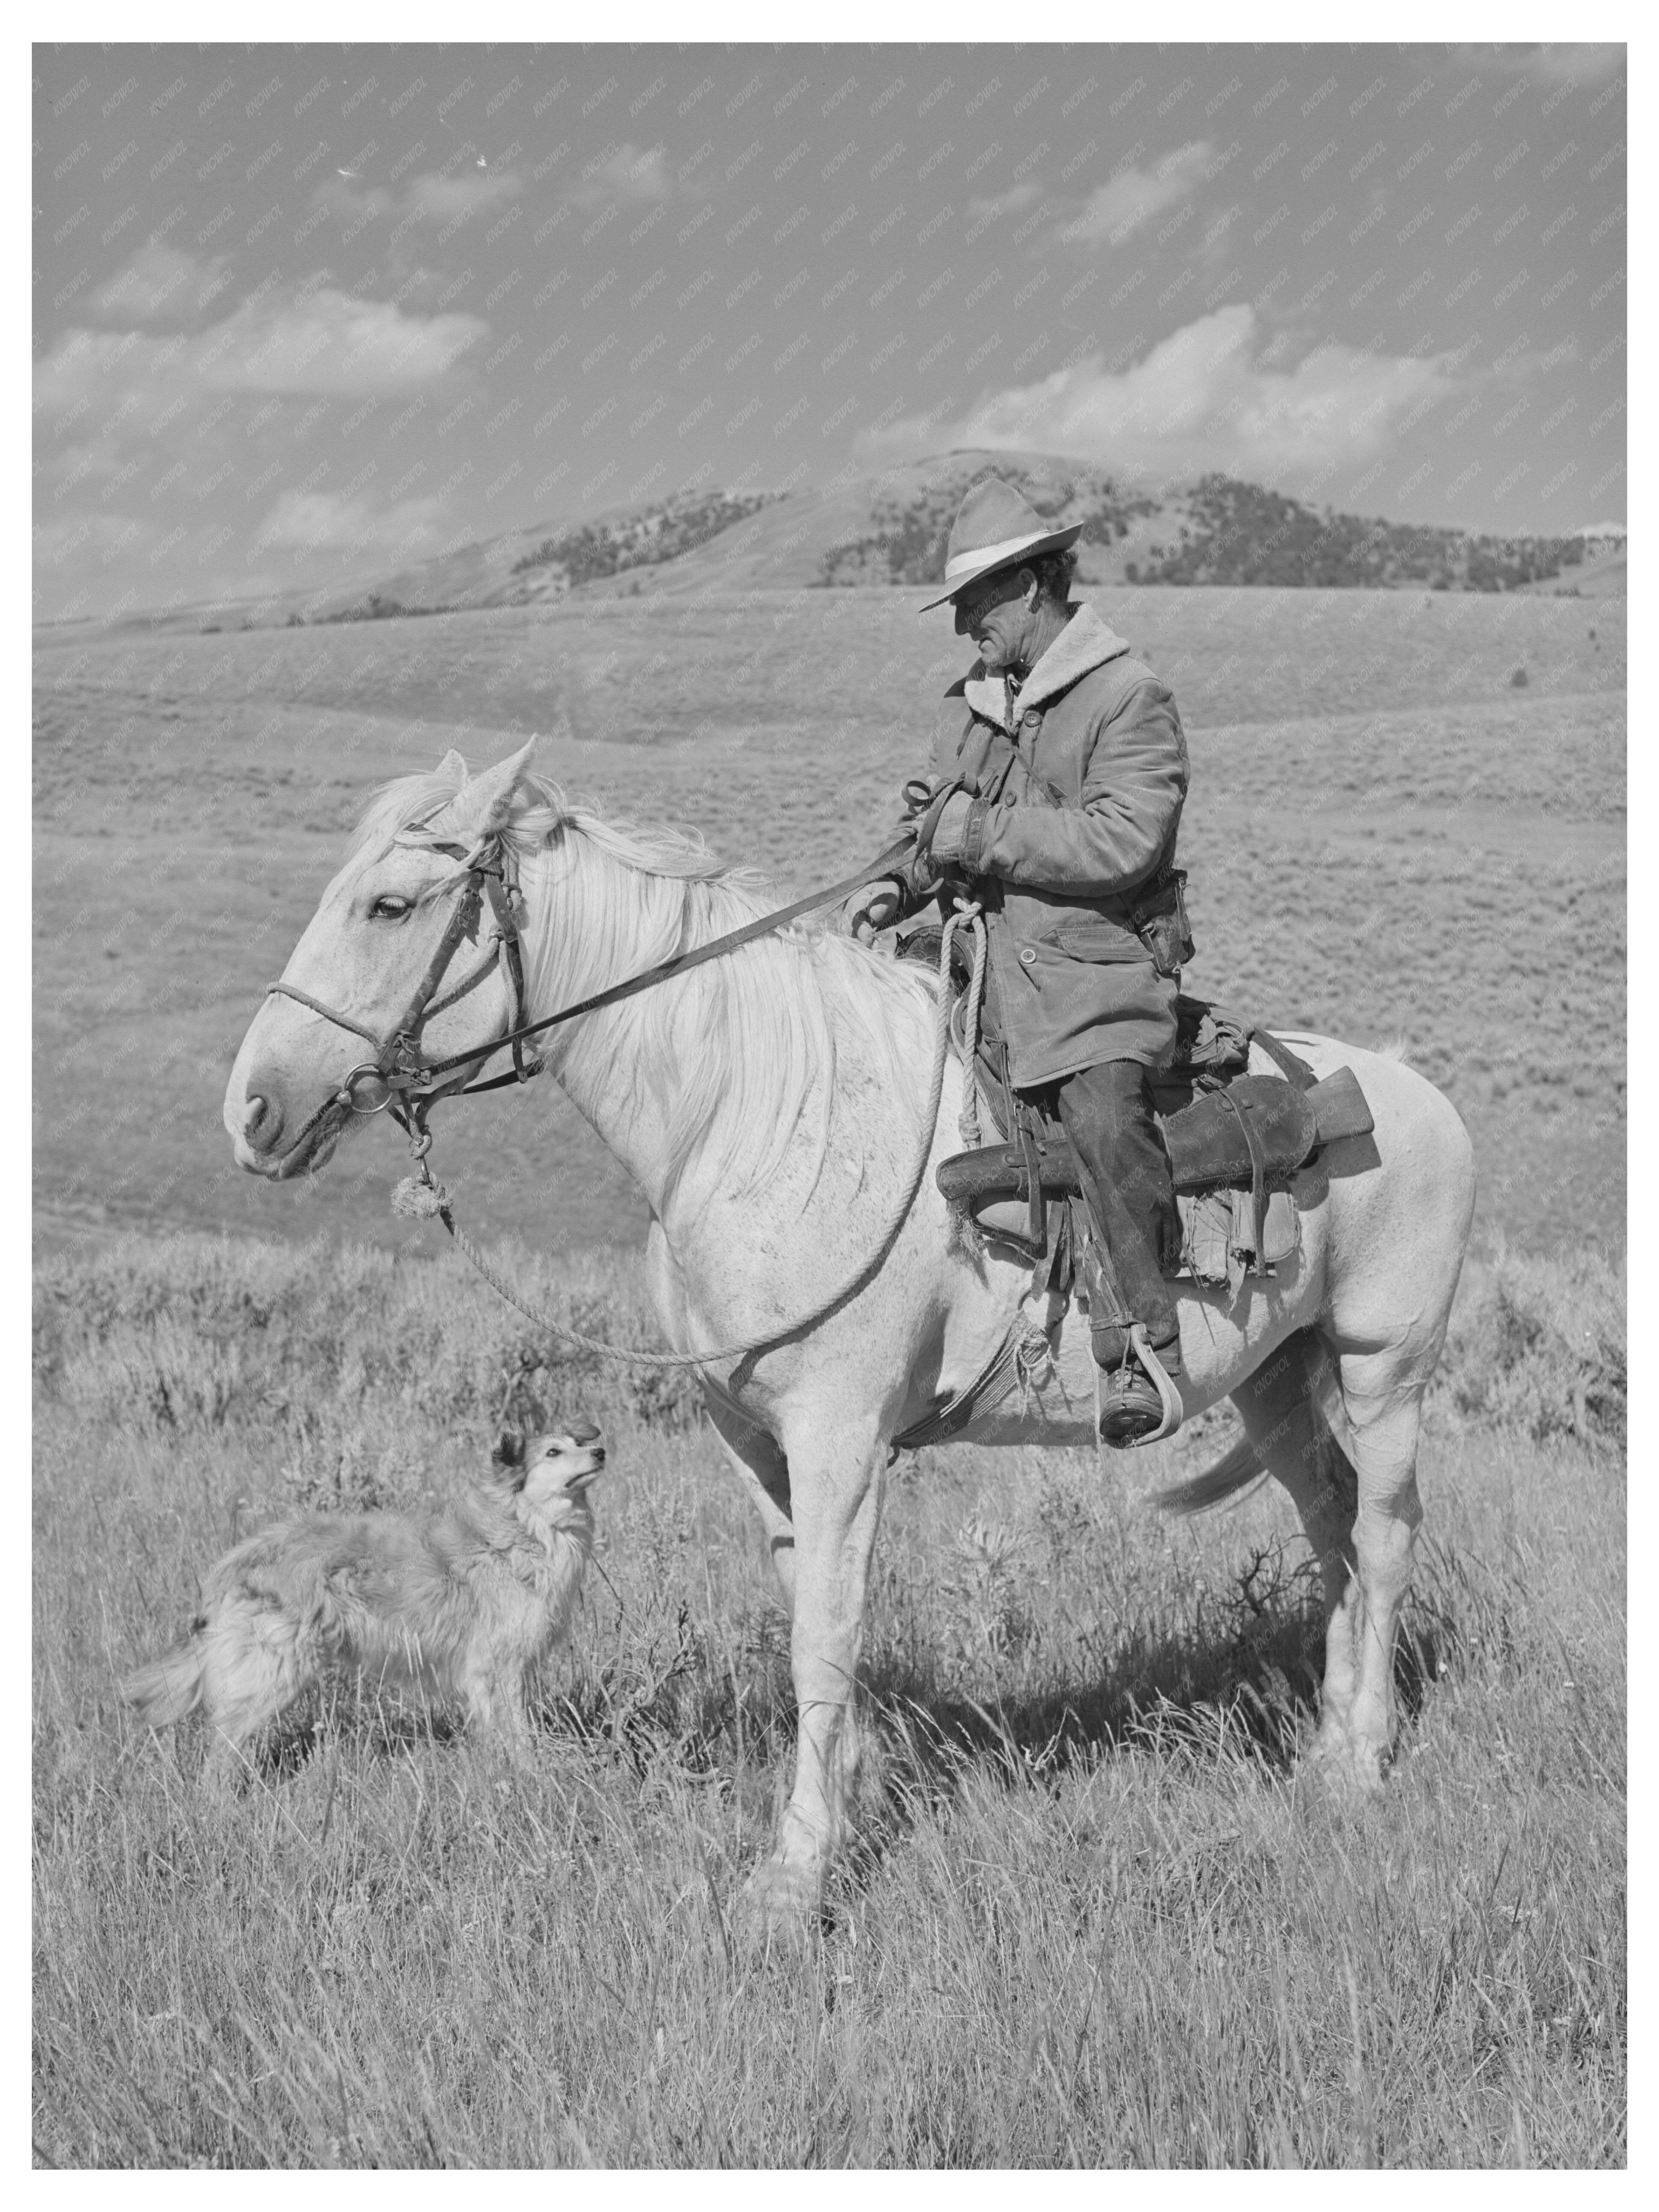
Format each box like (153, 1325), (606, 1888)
(121, 1423), (604, 1772)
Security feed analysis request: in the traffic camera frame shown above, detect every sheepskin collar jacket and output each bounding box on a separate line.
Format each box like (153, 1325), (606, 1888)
(898, 597), (1192, 1086)
(959, 602), (1133, 732)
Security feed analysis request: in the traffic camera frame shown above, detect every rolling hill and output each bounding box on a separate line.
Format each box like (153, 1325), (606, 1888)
(46, 449), (1623, 638)
(288, 448), (1623, 622)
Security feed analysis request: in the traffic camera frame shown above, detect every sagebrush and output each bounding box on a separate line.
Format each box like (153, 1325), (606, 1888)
(33, 1233), (1625, 2166)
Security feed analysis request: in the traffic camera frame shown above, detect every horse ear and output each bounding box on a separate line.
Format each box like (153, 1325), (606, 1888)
(465, 737), (539, 836)
(434, 747), (469, 784)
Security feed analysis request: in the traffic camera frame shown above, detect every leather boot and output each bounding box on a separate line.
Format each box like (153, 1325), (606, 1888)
(1050, 1062), (1183, 1442)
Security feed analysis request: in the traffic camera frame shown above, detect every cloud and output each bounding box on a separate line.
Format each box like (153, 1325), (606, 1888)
(860, 306), (1462, 489)
(92, 241), (231, 328)
(34, 282), (487, 429)
(302, 164), (522, 264)
(567, 139), (674, 209)
(1054, 141), (1214, 248)
(211, 287), (486, 394)
(250, 489), (447, 564)
(405, 168), (521, 222)
(1474, 43), (1624, 86)
(32, 509), (156, 571)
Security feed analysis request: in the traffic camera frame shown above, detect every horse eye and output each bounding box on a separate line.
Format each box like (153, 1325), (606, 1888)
(369, 894), (411, 921)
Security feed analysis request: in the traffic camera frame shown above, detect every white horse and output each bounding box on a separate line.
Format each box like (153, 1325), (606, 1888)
(225, 741), (1476, 1918)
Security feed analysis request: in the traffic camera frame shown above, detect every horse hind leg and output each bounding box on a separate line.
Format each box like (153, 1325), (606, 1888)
(1225, 1330), (1431, 1790)
(1161, 1330), (1368, 1769)
(1324, 1348), (1430, 1790)
(1219, 1331), (1369, 1766)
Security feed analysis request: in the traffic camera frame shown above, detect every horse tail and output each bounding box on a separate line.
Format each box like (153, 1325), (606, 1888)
(1151, 1433), (1266, 1517)
(120, 1625), (208, 1726)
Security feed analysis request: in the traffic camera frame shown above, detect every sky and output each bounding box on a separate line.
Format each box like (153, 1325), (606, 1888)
(34, 40), (1627, 622)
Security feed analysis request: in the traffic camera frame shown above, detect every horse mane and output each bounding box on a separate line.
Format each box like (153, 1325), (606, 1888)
(349, 755), (937, 1215)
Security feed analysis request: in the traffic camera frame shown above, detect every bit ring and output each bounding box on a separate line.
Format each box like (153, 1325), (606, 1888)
(338, 1063), (396, 1115)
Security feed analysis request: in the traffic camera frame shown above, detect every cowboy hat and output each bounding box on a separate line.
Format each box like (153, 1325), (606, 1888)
(918, 477), (1084, 611)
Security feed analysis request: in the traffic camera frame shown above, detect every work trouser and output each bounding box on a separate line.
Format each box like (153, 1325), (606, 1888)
(1029, 1060), (1182, 1373)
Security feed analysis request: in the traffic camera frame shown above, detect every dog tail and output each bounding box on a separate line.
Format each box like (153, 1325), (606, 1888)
(120, 1623), (208, 1726)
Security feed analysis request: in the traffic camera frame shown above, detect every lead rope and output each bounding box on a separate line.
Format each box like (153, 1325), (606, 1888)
(393, 903), (987, 1371)
(956, 910), (988, 1150)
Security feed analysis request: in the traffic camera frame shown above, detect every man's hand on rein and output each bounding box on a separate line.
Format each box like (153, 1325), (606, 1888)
(844, 878), (904, 943)
(924, 790), (974, 866)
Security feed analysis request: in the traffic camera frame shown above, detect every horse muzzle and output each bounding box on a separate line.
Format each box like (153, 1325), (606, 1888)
(228, 1060), (351, 1179)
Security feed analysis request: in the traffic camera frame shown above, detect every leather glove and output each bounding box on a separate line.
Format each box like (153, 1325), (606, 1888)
(925, 789), (974, 866)
(843, 877), (903, 943)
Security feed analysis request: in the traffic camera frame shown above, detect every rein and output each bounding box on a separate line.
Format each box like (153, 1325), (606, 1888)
(265, 828), (918, 1145)
(419, 829), (920, 1090)
(262, 804), (988, 1372)
(397, 902), (988, 1372)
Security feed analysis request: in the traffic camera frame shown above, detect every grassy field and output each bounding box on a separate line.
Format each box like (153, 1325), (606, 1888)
(33, 579), (1625, 2166)
(33, 1233), (1625, 2167)
(33, 583), (1624, 1260)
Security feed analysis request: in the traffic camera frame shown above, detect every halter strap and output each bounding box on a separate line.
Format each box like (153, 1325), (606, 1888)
(261, 828), (918, 1135)
(415, 830), (918, 1084)
(263, 984), (382, 1045)
(262, 841), (532, 1116)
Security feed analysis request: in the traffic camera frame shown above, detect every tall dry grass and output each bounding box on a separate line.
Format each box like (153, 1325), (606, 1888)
(33, 1235), (1625, 2166)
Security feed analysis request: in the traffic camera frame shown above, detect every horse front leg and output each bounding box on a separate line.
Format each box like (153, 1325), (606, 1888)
(702, 1387), (796, 1612)
(744, 1415), (887, 1926)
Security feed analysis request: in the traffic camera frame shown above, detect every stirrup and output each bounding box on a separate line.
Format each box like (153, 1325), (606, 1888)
(1118, 1324), (1184, 1448)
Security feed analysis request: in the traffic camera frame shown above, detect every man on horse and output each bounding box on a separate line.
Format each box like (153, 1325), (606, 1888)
(848, 476), (1194, 1445)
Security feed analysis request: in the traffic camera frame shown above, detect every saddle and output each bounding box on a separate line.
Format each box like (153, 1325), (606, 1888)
(899, 929), (1374, 1286)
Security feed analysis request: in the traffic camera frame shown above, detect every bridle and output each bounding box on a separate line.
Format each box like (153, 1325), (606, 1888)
(259, 818), (922, 1169)
(264, 826), (539, 1163)
(252, 806), (1005, 1384)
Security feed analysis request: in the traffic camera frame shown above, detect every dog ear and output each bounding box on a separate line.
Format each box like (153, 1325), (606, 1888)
(492, 1427), (525, 1470)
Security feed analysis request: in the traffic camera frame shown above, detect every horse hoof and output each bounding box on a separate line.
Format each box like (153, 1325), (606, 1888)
(1304, 1728), (1388, 1799)
(740, 1853), (823, 1938)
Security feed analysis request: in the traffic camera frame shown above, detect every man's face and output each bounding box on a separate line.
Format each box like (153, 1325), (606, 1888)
(952, 566), (1034, 671)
